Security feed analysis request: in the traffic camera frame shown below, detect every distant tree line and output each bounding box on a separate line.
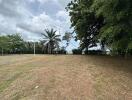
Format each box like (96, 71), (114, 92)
(0, 29), (67, 55)
(67, 0), (132, 56)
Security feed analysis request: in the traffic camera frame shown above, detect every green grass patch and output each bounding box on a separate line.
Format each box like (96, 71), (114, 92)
(0, 72), (22, 93)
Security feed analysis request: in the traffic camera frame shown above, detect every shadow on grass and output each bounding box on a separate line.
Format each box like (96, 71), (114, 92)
(84, 55), (132, 74)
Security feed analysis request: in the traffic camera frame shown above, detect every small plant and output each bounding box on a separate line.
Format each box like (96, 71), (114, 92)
(72, 49), (82, 55)
(85, 50), (103, 55)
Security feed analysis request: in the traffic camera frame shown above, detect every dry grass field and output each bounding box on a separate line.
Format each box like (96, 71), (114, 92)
(0, 55), (132, 100)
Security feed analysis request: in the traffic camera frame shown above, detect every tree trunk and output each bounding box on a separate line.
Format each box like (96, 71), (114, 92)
(48, 44), (50, 54)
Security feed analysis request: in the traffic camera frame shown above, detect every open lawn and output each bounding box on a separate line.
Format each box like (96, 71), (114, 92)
(0, 55), (132, 100)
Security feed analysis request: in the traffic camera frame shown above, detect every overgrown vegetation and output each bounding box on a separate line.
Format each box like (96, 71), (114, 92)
(0, 29), (63, 55)
(72, 49), (82, 54)
(67, 0), (132, 56)
(85, 50), (103, 55)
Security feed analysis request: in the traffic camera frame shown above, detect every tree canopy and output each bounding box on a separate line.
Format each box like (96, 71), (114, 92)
(41, 28), (61, 54)
(0, 30), (66, 55)
(66, 0), (104, 51)
(67, 0), (132, 55)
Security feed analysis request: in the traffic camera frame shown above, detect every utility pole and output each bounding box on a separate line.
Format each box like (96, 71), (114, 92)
(1, 48), (3, 56)
(34, 42), (36, 56)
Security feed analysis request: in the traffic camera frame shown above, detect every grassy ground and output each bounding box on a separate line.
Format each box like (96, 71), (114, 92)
(0, 55), (132, 100)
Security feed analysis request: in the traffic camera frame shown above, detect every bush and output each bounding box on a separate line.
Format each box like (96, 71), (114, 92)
(58, 50), (67, 54)
(85, 50), (103, 55)
(72, 49), (82, 55)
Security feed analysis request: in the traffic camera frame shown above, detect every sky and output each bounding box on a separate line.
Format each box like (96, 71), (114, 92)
(0, 0), (79, 51)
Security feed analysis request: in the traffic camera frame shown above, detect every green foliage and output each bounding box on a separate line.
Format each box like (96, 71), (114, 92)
(66, 0), (104, 51)
(0, 30), (62, 55)
(0, 34), (44, 54)
(72, 49), (82, 54)
(0, 34), (25, 54)
(58, 49), (67, 54)
(0, 36), (10, 51)
(67, 0), (132, 55)
(92, 0), (132, 55)
(23, 42), (43, 54)
(41, 28), (61, 54)
(85, 50), (103, 55)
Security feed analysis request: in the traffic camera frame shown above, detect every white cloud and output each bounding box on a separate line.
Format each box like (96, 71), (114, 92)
(29, 0), (58, 3)
(38, 0), (57, 3)
(0, 0), (77, 50)
(0, 0), (32, 18)
(56, 10), (69, 19)
(58, 0), (71, 7)
(18, 12), (59, 34)
(0, 0), (71, 35)
(17, 10), (71, 37)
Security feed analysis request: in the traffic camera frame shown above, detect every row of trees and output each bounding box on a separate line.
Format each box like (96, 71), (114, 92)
(0, 29), (67, 55)
(66, 0), (132, 56)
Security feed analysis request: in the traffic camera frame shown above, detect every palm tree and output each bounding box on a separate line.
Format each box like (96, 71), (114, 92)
(41, 28), (61, 54)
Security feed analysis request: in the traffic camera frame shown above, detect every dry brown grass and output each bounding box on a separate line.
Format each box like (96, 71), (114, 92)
(0, 55), (132, 100)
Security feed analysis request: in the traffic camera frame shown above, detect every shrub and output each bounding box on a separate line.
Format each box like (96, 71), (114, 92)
(72, 49), (82, 55)
(58, 50), (67, 54)
(85, 50), (103, 55)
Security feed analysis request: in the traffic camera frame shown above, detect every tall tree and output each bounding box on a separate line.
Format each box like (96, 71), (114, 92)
(7, 34), (24, 53)
(67, 0), (132, 56)
(91, 0), (132, 55)
(41, 28), (61, 54)
(66, 0), (104, 51)
(0, 34), (24, 54)
(0, 36), (10, 55)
